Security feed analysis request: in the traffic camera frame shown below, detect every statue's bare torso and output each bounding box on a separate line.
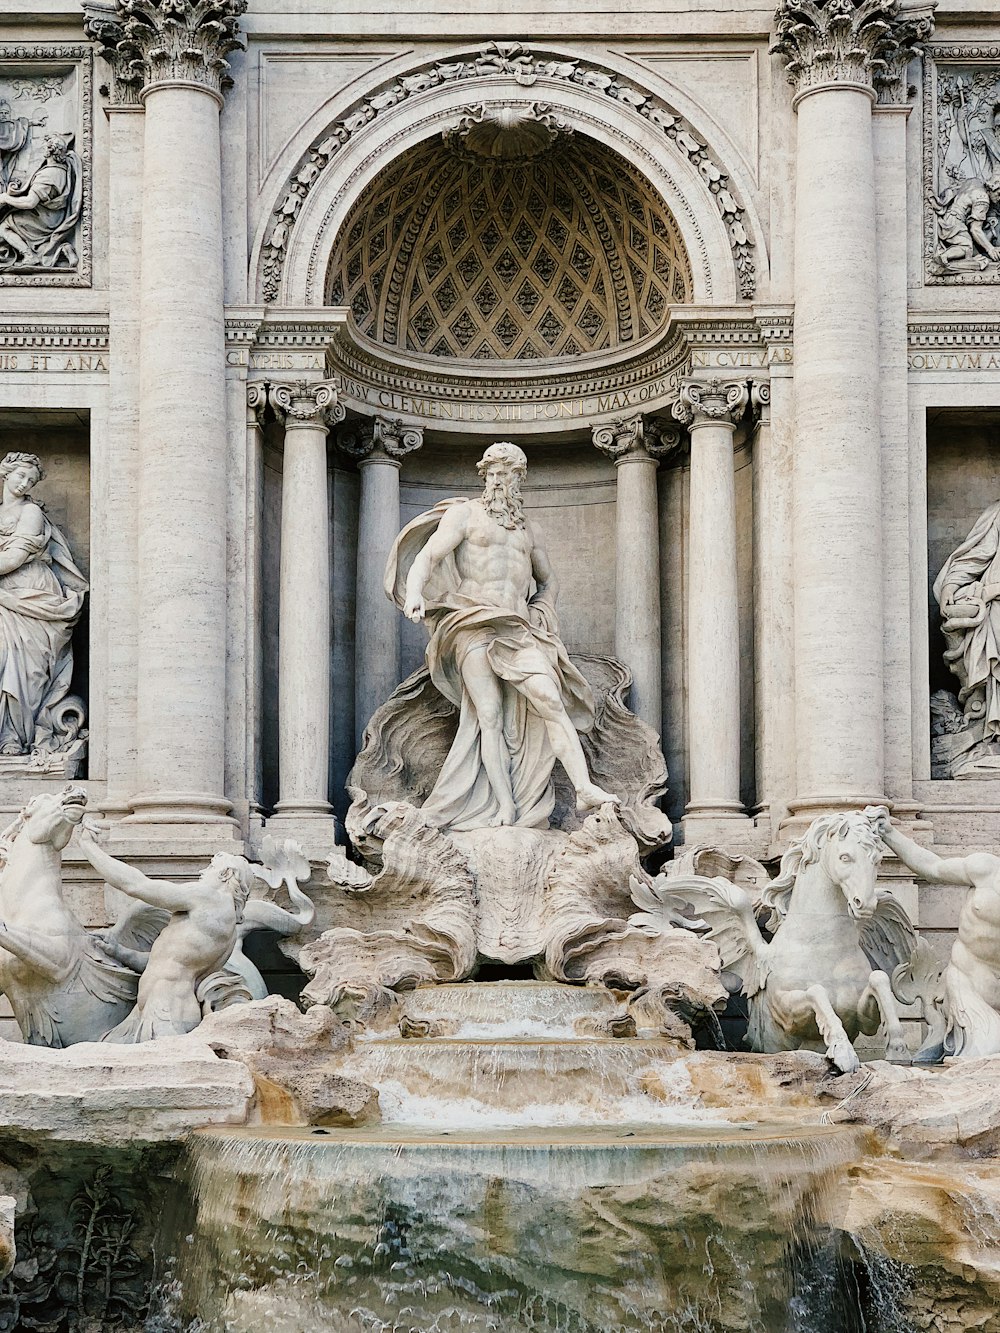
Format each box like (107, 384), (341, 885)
(451, 499), (536, 617)
(955, 867), (1000, 1008)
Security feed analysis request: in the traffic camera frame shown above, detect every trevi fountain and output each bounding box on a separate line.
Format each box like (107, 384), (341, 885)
(3, 0), (1000, 1329)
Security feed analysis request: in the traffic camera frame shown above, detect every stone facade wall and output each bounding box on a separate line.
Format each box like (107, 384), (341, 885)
(0, 0), (998, 970)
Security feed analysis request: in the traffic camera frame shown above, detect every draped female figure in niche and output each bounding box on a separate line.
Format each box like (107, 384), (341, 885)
(0, 451), (87, 760)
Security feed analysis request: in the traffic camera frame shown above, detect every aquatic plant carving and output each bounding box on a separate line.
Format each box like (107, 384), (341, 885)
(0, 1166), (148, 1332)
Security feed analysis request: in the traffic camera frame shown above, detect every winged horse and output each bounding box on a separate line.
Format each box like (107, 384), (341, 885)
(638, 809), (917, 1073)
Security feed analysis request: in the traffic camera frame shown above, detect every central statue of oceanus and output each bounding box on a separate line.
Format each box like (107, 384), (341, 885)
(304, 439), (720, 1034)
(384, 441), (619, 831)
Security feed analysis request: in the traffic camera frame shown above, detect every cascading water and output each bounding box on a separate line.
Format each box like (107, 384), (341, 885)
(146, 982), (905, 1333)
(153, 1122), (870, 1333)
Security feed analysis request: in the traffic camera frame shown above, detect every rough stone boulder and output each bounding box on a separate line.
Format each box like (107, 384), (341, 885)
(197, 996), (379, 1127)
(825, 1053), (1000, 1154)
(0, 1195), (14, 1280)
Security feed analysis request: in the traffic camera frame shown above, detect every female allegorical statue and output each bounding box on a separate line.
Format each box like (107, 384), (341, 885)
(0, 451), (87, 757)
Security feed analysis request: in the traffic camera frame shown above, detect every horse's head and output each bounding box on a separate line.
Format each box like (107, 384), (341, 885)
(762, 811), (883, 924)
(9, 785), (87, 854)
(812, 813), (882, 919)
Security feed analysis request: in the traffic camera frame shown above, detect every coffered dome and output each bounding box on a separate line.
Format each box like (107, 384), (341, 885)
(326, 129), (691, 362)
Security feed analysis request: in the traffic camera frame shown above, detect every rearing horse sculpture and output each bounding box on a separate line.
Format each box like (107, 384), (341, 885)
(0, 786), (137, 1046)
(639, 811), (918, 1073)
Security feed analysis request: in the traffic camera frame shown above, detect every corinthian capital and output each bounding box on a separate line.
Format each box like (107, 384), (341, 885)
(86, 0), (247, 103)
(771, 0), (935, 104)
(672, 377), (749, 429)
(338, 416), (424, 462)
(592, 414), (681, 463)
(269, 380), (345, 430)
(83, 5), (144, 106)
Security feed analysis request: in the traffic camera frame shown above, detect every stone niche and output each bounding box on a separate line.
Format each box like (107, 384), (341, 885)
(926, 408), (1000, 780)
(0, 411), (90, 781)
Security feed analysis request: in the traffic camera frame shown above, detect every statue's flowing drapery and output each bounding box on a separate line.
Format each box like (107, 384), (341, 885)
(0, 152), (82, 268)
(385, 500), (594, 831)
(934, 500), (1000, 737)
(0, 511), (87, 754)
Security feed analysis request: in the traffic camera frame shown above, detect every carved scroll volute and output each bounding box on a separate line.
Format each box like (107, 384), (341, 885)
(593, 413), (684, 463)
(338, 416), (424, 462)
(671, 377), (749, 429)
(268, 379), (346, 430)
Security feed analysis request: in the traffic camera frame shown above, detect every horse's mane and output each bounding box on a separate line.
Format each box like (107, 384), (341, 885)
(758, 812), (882, 928)
(0, 811), (26, 870)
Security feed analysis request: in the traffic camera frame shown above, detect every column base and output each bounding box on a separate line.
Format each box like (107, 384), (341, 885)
(779, 792), (889, 841)
(265, 801), (339, 858)
(681, 804), (760, 851)
(122, 791), (241, 845)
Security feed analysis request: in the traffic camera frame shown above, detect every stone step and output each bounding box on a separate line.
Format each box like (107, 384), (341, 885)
(384, 980), (627, 1041)
(335, 1031), (703, 1126)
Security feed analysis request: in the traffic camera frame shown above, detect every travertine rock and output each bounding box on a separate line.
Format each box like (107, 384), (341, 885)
(197, 995), (378, 1126)
(0, 1194), (14, 1281)
(0, 1035), (254, 1143)
(829, 1054), (1000, 1153)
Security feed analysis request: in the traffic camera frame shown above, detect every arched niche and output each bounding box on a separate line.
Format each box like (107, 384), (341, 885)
(252, 46), (765, 310)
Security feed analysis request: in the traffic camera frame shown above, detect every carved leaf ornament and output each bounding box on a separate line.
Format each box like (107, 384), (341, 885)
(261, 42), (757, 304)
(771, 0), (935, 103)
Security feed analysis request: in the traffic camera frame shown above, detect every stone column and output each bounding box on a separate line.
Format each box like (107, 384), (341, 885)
(339, 417), (423, 750)
(243, 382), (269, 822)
(772, 0), (931, 824)
(672, 377), (753, 844)
(592, 414), (678, 736)
(267, 380), (344, 842)
(92, 0), (246, 832)
(84, 10), (145, 816)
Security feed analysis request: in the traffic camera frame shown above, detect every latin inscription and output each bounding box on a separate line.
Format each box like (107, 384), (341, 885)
(336, 371), (685, 423)
(907, 351), (1000, 371)
(691, 347), (792, 369)
(0, 352), (107, 372)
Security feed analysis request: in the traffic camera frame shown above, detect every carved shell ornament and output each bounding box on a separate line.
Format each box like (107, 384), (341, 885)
(260, 42), (757, 303)
(442, 103), (574, 163)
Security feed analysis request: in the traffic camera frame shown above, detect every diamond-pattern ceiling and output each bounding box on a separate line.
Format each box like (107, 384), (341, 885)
(326, 135), (691, 361)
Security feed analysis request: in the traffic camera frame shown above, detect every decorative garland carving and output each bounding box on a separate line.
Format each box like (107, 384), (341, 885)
(260, 42), (756, 305)
(268, 378), (345, 428)
(672, 376), (750, 427)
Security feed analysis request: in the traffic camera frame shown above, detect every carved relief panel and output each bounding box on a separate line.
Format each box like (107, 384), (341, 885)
(924, 47), (1000, 285)
(0, 45), (92, 287)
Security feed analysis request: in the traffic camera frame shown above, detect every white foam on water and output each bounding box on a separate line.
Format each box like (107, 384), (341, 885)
(372, 1058), (730, 1129)
(447, 1018), (584, 1040)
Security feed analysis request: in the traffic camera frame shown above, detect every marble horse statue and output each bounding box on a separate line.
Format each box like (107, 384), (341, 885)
(0, 785), (137, 1046)
(643, 810), (919, 1073)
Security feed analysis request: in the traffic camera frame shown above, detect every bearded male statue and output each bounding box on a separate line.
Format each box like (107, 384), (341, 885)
(384, 441), (619, 832)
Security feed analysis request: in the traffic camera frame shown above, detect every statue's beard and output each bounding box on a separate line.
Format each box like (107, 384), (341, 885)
(482, 475), (525, 530)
